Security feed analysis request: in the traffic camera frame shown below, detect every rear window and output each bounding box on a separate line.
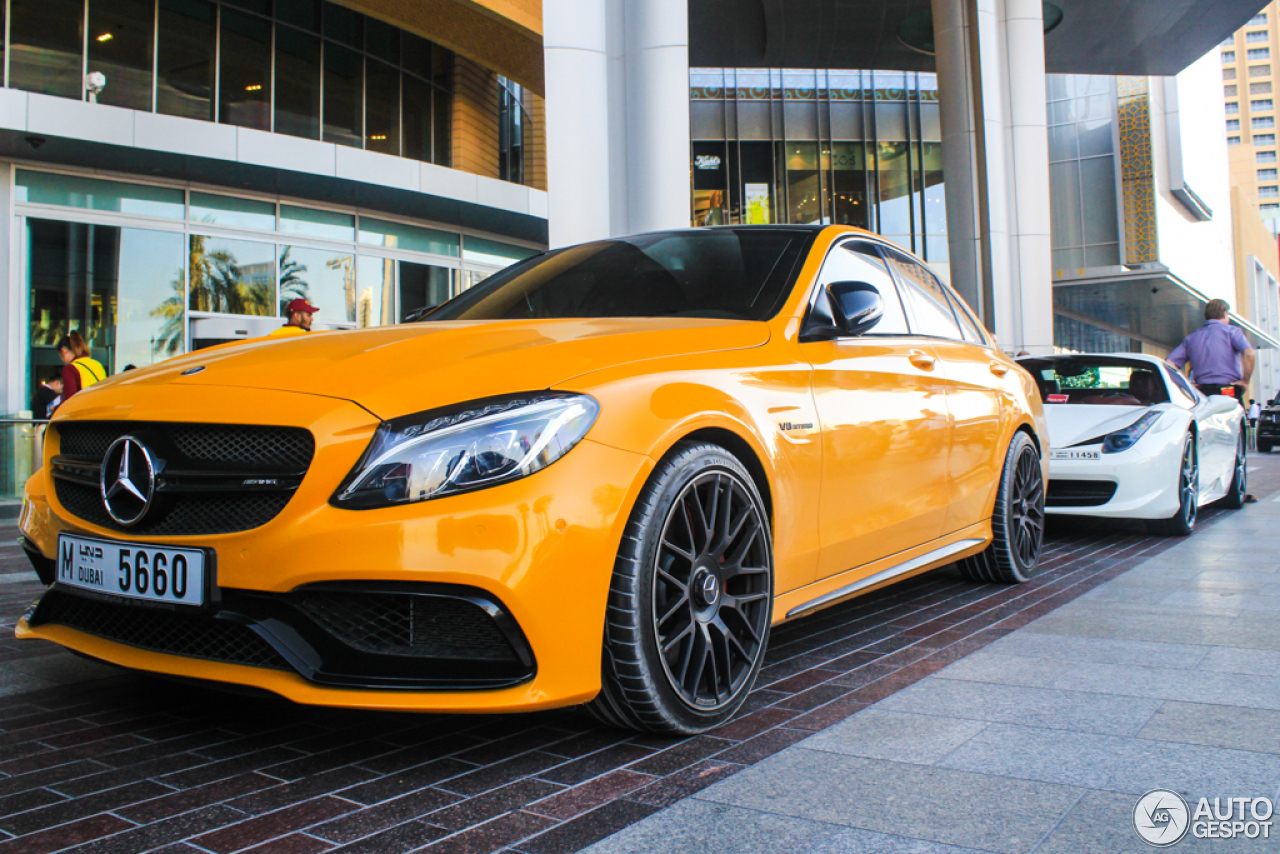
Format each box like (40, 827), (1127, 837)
(1019, 358), (1170, 406)
(428, 229), (813, 322)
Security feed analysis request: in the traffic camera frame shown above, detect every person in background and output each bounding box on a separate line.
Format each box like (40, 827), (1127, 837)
(1249, 398), (1262, 451)
(30, 375), (61, 419)
(1168, 299), (1255, 404)
(53, 331), (106, 412)
(267, 299), (320, 337)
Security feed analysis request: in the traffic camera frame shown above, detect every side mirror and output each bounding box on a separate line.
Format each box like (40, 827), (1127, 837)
(827, 281), (884, 337)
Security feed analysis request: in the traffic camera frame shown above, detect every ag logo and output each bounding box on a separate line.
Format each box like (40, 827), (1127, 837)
(1134, 789), (1190, 847)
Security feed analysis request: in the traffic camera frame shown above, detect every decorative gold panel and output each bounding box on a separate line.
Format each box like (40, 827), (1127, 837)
(1117, 76), (1158, 263)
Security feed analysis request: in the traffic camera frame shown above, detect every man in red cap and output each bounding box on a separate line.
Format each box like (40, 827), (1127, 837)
(268, 298), (320, 338)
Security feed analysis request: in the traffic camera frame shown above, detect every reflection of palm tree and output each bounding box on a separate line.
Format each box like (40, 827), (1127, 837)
(150, 271), (185, 357)
(278, 246), (310, 312)
(188, 235), (272, 316)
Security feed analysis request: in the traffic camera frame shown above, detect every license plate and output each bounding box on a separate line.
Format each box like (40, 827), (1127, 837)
(56, 533), (207, 606)
(1051, 450), (1100, 461)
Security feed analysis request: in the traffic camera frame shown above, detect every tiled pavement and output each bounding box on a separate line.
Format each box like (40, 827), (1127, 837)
(1, 458), (1276, 854)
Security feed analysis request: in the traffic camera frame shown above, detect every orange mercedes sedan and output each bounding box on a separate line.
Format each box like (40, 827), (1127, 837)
(18, 226), (1047, 734)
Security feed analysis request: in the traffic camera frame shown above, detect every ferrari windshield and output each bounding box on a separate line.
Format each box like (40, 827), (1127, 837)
(427, 229), (813, 322)
(1019, 357), (1171, 406)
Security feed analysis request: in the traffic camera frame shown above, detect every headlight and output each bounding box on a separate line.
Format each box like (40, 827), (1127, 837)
(333, 393), (600, 508)
(1101, 411), (1162, 454)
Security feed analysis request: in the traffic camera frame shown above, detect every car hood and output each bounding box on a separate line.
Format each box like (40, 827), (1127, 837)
(111, 318), (771, 420)
(1043, 404), (1157, 448)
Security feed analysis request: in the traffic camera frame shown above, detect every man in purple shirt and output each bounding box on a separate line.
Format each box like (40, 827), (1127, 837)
(1168, 299), (1255, 405)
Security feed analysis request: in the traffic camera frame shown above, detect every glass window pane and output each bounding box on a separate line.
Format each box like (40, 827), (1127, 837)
(1085, 244), (1120, 267)
(1078, 117), (1113, 157)
(1048, 123), (1078, 161)
(876, 142), (912, 235)
(356, 255), (394, 327)
(358, 217), (459, 255)
(434, 90), (451, 165)
(189, 235), (276, 315)
(433, 44), (452, 89)
(402, 74), (433, 162)
(279, 245), (357, 321)
(398, 261), (450, 320)
(1049, 160), (1082, 250)
(1080, 156), (1118, 245)
(118, 228), (188, 367)
(276, 0), (319, 31)
(883, 247), (963, 339)
(323, 2), (361, 47)
(158, 0), (215, 121)
(17, 170), (185, 218)
(189, 191), (276, 230)
(785, 142), (820, 224)
(219, 9), (272, 130)
(922, 142), (946, 235)
(402, 31), (431, 79)
(274, 27), (321, 139)
(10, 0), (84, 99)
(365, 17), (398, 64)
(222, 0), (267, 15)
(87, 0), (154, 111)
(323, 43), (363, 148)
(874, 103), (908, 140)
(831, 142), (867, 229)
(365, 60), (401, 156)
(280, 204), (355, 240)
(461, 236), (538, 267)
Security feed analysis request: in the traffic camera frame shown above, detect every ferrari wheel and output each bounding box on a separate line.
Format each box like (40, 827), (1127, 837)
(957, 432), (1045, 584)
(1222, 429), (1247, 510)
(1149, 433), (1198, 536)
(587, 442), (773, 734)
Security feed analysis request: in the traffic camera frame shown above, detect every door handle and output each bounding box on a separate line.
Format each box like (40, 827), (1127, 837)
(989, 361), (1009, 377)
(908, 349), (936, 370)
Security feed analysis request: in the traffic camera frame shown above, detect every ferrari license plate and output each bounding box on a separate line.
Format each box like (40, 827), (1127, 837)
(1051, 450), (1101, 461)
(56, 533), (207, 606)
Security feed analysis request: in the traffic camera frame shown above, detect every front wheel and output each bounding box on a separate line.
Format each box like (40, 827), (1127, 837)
(587, 442), (773, 734)
(1148, 433), (1198, 536)
(957, 431), (1045, 584)
(1221, 429), (1248, 510)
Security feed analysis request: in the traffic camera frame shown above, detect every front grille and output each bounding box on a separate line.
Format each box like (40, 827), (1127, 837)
(55, 479), (293, 536)
(1047, 479), (1118, 508)
(57, 422), (314, 467)
(37, 591), (289, 670)
(294, 591), (519, 662)
(51, 421), (313, 536)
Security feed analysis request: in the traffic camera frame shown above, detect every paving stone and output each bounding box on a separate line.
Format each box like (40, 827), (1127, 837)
(801, 709), (988, 765)
(1137, 701), (1280, 754)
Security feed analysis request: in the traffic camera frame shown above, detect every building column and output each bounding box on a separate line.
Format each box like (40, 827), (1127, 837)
(932, 0), (1053, 353)
(543, 0), (690, 247)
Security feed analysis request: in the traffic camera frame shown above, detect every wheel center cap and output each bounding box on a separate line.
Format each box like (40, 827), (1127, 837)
(691, 563), (721, 608)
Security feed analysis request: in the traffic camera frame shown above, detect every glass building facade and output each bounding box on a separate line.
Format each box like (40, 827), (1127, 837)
(17, 167), (538, 412)
(5, 0), (454, 163)
(690, 68), (947, 278)
(498, 76), (533, 186)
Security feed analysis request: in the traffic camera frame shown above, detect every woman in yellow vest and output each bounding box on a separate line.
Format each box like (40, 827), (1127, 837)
(54, 331), (106, 411)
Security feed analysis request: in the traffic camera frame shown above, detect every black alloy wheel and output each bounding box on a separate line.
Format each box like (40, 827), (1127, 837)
(588, 442), (773, 734)
(1150, 433), (1198, 536)
(1222, 429), (1248, 510)
(958, 431), (1045, 584)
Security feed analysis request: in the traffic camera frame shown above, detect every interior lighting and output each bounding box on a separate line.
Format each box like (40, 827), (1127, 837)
(370, 134), (387, 141)
(96, 33), (113, 41)
(246, 84), (262, 91)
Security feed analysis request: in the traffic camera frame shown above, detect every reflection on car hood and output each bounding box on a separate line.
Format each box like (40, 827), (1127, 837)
(1042, 403), (1158, 447)
(114, 318), (771, 420)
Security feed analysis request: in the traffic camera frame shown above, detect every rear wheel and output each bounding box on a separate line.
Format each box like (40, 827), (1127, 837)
(1221, 429), (1248, 510)
(1148, 433), (1198, 536)
(957, 432), (1045, 584)
(587, 442), (773, 734)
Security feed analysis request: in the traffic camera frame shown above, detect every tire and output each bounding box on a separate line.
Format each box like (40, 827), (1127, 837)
(1147, 433), (1198, 536)
(587, 442), (773, 734)
(1259, 440), (1273, 454)
(1221, 429), (1248, 510)
(957, 432), (1045, 584)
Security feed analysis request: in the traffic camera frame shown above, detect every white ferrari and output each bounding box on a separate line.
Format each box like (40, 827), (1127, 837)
(1015, 353), (1247, 535)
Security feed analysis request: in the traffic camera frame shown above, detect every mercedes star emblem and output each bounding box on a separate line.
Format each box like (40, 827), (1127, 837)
(100, 436), (157, 526)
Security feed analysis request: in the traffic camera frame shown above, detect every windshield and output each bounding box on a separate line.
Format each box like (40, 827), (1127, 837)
(1018, 357), (1170, 406)
(427, 229), (813, 322)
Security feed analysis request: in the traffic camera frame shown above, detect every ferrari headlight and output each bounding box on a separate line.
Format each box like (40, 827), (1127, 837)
(1101, 411), (1162, 454)
(333, 393), (600, 508)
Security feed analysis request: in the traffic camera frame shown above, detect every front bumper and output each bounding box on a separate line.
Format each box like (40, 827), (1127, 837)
(1045, 440), (1181, 520)
(18, 385), (653, 712)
